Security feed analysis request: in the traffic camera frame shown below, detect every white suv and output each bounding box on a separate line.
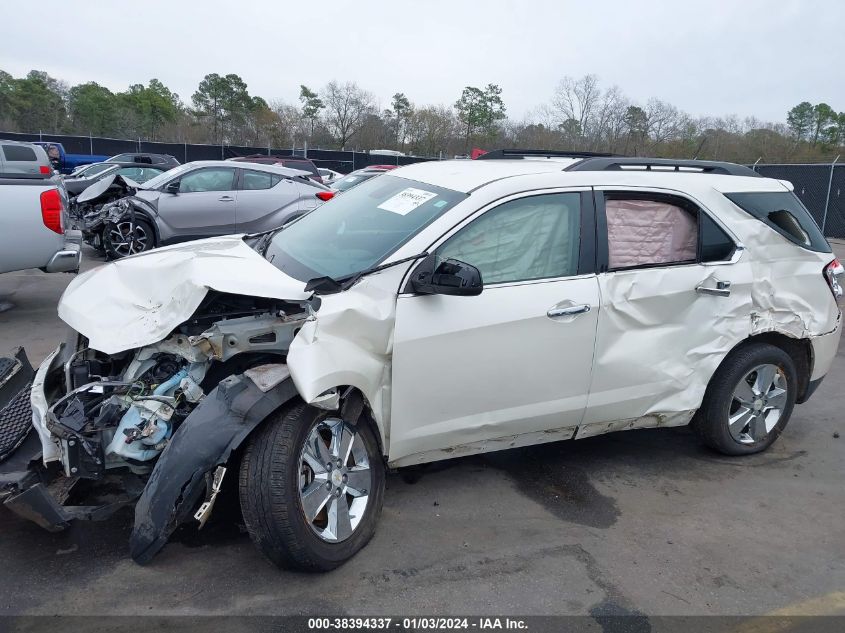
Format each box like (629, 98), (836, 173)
(1, 151), (841, 571)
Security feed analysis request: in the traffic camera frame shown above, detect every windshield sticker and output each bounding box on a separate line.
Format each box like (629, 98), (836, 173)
(377, 188), (438, 215)
(344, 177), (358, 182)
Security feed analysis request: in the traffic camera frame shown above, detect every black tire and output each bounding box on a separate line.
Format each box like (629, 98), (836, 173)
(694, 343), (797, 455)
(90, 230), (106, 253)
(103, 217), (155, 259)
(239, 401), (385, 571)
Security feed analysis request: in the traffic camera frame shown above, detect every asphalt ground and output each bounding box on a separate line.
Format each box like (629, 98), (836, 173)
(0, 244), (843, 621)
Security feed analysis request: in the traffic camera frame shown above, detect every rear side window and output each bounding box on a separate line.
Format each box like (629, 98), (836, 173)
(2, 145), (37, 161)
(242, 170), (282, 190)
(603, 193), (736, 270)
(725, 192), (830, 253)
(284, 160), (319, 177)
(605, 196), (697, 269)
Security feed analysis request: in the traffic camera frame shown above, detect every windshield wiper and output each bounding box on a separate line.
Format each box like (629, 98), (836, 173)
(245, 227), (283, 255)
(304, 252), (430, 295)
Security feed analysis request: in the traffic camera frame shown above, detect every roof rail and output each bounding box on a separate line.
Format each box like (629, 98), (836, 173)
(476, 148), (616, 160)
(566, 157), (759, 177)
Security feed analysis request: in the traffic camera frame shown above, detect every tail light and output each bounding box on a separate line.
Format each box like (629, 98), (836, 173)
(316, 191), (335, 202)
(39, 165), (51, 175)
(40, 188), (64, 234)
(823, 258), (844, 301)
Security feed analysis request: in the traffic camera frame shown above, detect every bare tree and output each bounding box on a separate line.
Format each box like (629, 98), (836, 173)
(551, 75), (601, 144)
(321, 81), (376, 149)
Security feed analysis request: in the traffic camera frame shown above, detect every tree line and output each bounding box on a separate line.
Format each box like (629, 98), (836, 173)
(0, 68), (842, 163)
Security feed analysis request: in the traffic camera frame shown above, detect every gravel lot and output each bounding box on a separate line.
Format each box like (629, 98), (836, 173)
(0, 245), (843, 618)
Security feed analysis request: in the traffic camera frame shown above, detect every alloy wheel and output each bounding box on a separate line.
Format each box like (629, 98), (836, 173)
(298, 418), (372, 542)
(108, 221), (150, 257)
(728, 363), (788, 444)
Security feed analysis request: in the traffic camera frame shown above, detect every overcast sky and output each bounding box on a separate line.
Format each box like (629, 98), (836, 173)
(1, 0), (842, 123)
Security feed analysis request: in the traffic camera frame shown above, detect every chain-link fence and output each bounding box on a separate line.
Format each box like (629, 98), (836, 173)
(751, 161), (844, 238)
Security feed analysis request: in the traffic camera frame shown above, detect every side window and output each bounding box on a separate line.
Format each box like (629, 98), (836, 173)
(242, 170), (281, 190)
(178, 168), (236, 193)
(2, 145), (37, 161)
(605, 195), (698, 269)
(437, 192), (581, 285)
(699, 212), (736, 262)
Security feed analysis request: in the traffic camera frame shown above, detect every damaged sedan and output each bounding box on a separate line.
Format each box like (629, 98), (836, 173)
(0, 152), (842, 571)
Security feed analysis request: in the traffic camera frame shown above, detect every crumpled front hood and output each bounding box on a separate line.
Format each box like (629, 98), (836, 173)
(58, 235), (310, 354)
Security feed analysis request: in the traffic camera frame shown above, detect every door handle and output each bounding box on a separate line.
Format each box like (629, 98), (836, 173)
(547, 304), (591, 318)
(218, 195), (235, 202)
(696, 280), (731, 297)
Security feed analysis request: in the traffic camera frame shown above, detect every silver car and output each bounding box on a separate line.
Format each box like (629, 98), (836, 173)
(82, 160), (333, 258)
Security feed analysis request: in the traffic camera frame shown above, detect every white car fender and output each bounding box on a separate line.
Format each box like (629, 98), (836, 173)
(287, 268), (406, 448)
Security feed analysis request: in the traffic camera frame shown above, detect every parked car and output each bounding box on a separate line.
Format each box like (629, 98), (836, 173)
(77, 160), (332, 259)
(330, 165), (395, 193)
(0, 140), (55, 175)
(318, 168), (344, 185)
(32, 142), (109, 174)
(229, 154), (323, 183)
(1, 152), (841, 573)
(0, 170), (80, 274)
(105, 153), (181, 168)
(64, 162), (170, 197)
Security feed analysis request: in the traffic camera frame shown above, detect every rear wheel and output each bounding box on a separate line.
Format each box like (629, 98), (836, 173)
(694, 343), (797, 455)
(104, 218), (155, 259)
(239, 402), (385, 571)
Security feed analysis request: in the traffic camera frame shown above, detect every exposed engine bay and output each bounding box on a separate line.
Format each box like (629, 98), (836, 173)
(1, 290), (310, 560)
(52, 291), (307, 475)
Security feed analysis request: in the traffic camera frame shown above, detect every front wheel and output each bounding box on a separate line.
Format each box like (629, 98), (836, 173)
(239, 402), (385, 571)
(103, 218), (155, 259)
(694, 343), (797, 455)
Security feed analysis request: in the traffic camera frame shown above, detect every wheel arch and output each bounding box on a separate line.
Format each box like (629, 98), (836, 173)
(720, 332), (813, 403)
(117, 200), (161, 245)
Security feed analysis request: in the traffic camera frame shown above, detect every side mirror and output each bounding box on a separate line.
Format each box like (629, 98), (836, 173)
(410, 256), (483, 296)
(165, 180), (180, 194)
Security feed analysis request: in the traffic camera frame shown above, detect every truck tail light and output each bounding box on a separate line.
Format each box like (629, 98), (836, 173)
(316, 191), (335, 202)
(823, 258), (844, 301)
(40, 188), (64, 234)
(39, 165), (52, 175)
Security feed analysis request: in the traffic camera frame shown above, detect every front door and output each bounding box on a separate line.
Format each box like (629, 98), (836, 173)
(156, 166), (238, 241)
(389, 190), (600, 465)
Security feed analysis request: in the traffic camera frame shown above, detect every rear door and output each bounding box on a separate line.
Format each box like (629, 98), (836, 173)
(235, 168), (302, 232)
(580, 187), (750, 438)
(155, 166), (237, 241)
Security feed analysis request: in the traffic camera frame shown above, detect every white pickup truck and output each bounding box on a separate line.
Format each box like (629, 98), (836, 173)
(0, 172), (81, 275)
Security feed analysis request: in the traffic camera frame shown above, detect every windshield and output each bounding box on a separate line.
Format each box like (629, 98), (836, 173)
(140, 163), (193, 190)
(265, 175), (467, 281)
(74, 163), (114, 178)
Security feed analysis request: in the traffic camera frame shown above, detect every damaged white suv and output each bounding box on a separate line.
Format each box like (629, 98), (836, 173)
(0, 150), (841, 570)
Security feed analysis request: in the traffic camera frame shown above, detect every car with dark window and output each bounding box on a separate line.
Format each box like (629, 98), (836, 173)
(0, 140), (55, 175)
(229, 154), (323, 183)
(105, 153), (181, 168)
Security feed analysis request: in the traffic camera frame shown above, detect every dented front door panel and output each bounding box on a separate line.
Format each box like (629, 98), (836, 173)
(389, 276), (600, 465)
